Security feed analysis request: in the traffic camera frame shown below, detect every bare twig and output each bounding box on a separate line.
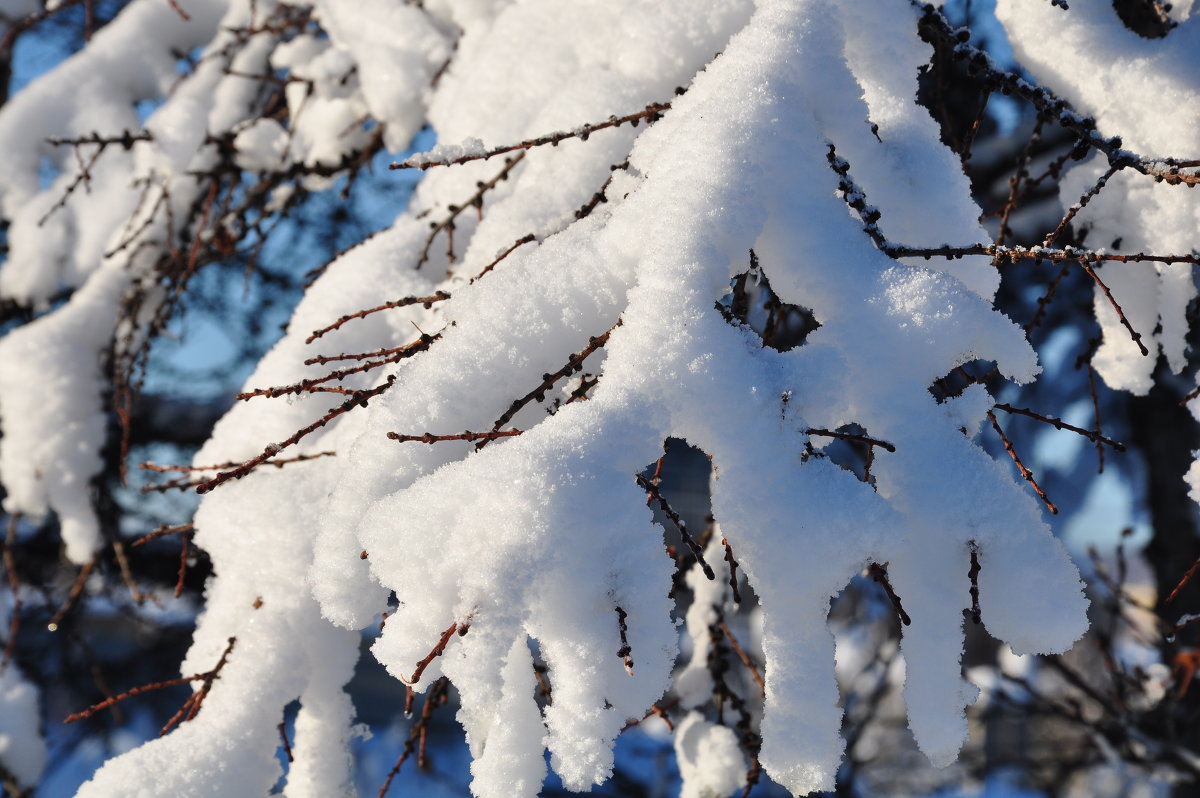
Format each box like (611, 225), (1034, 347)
(392, 102), (674, 170)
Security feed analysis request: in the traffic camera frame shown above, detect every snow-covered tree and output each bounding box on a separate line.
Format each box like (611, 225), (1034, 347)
(1, 0), (1198, 795)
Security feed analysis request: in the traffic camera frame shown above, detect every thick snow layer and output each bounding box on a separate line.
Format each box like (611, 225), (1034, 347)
(2, 0), (1102, 796)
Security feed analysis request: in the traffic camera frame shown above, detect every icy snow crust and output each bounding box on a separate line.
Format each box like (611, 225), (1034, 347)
(0, 0), (1092, 795)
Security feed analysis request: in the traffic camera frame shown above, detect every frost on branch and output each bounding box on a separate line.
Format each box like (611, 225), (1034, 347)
(0, 0), (1096, 795)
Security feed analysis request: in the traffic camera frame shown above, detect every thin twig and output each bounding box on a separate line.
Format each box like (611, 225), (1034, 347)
(868, 562), (911, 626)
(392, 102), (673, 170)
(306, 292), (450, 344)
(718, 620), (765, 695)
(400, 622), (463, 685)
(987, 410), (1058, 514)
(636, 474), (715, 580)
(387, 429), (522, 444)
(479, 323), (619, 449)
(992, 402), (1124, 450)
(196, 378), (397, 494)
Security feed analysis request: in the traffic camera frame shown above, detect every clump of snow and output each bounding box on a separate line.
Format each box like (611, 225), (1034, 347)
(3, 0), (1102, 796)
(675, 711), (749, 798)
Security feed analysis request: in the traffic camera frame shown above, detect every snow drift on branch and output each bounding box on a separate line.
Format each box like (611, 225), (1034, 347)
(0, 0), (1096, 795)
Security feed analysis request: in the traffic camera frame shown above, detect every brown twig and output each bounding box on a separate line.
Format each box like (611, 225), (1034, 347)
(719, 620), (765, 695)
(378, 677), (451, 797)
(139, 454), (334, 493)
(469, 234), (537, 284)
(130, 523), (195, 547)
(636, 474), (714, 580)
(166, 0), (191, 21)
(616, 606), (634, 675)
(722, 537), (742, 604)
(110, 537), (148, 605)
(400, 622), (462, 685)
(65, 637), (236, 726)
(47, 556), (97, 632)
(967, 543), (982, 625)
(196, 377), (397, 494)
(237, 334), (435, 400)
(387, 429), (522, 444)
(868, 562), (912, 626)
(175, 531), (192, 598)
(1043, 162), (1120, 248)
(302, 333), (440, 367)
(306, 292), (450, 344)
(417, 154), (526, 268)
(992, 402), (1124, 450)
(960, 88), (991, 166)
(806, 427), (896, 453)
(392, 102), (673, 170)
(278, 721), (294, 762)
(987, 410), (1059, 514)
(479, 323), (619, 449)
(1167, 555), (1200, 604)
(2, 516), (20, 670)
(159, 637), (237, 735)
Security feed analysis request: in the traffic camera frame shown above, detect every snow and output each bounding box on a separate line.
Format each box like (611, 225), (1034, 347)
(997, 0), (1200, 397)
(675, 711), (749, 798)
(0, 662), (47, 789)
(0, 0), (1127, 795)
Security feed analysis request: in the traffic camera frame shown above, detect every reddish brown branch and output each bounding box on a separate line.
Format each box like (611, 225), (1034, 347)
(806, 427), (896, 453)
(237, 334), (435, 401)
(400, 622), (463, 685)
(992, 402), (1124, 450)
(175, 531), (192, 598)
(109, 537), (148, 605)
(66, 637), (236, 726)
(278, 721), (294, 763)
(615, 606), (634, 675)
(2, 516), (20, 669)
(387, 429), (523, 444)
(1043, 162), (1120, 248)
(1167, 555), (1200, 604)
(166, 0), (191, 21)
(722, 536), (743, 604)
(470, 234), (537, 284)
(636, 474), (715, 581)
(140, 453), (334, 493)
(306, 292), (450, 344)
(393, 102), (673, 170)
(621, 699), (680, 733)
(417, 154), (526, 269)
(868, 562), (911, 626)
(967, 544), (982, 625)
(47, 556), (97, 632)
(196, 377), (397, 494)
(378, 677), (451, 797)
(718, 620), (765, 695)
(479, 323), (619, 450)
(159, 637), (237, 735)
(987, 410), (1059, 514)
